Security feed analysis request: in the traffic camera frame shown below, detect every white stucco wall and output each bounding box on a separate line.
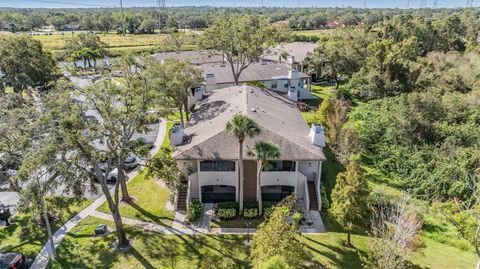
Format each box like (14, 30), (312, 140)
(298, 161), (321, 179)
(260, 171), (298, 189)
(296, 172), (306, 199)
(189, 172), (199, 199)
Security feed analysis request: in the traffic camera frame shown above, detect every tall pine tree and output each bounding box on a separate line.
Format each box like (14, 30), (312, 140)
(330, 159), (370, 246)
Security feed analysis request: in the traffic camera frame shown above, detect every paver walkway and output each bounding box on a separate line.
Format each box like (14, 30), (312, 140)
(30, 119), (167, 269)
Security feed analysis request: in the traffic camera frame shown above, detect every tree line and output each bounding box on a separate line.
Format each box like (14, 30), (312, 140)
(1, 6), (479, 33)
(310, 10), (480, 267)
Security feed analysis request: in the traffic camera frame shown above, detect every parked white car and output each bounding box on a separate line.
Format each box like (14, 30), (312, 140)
(91, 164), (118, 183)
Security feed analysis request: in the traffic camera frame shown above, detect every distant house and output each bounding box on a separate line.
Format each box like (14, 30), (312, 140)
(326, 20), (344, 28)
(262, 42), (317, 74)
(171, 85), (326, 214)
(152, 50), (224, 66)
(201, 62), (315, 100)
(62, 24), (82, 31)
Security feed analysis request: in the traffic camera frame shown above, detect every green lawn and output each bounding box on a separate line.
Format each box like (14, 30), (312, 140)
(97, 169), (175, 227)
(293, 29), (336, 37)
(301, 84), (335, 125)
(321, 147), (346, 201)
(47, 215), (477, 269)
(32, 32), (198, 58)
(161, 121), (175, 149)
(47, 216), (250, 269)
(0, 197), (91, 259)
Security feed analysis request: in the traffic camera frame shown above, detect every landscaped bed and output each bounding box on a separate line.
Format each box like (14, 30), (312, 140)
(0, 197), (91, 259)
(209, 201), (308, 229)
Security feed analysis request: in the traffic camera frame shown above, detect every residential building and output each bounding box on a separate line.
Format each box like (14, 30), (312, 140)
(262, 42), (317, 73)
(171, 85), (326, 214)
(201, 62), (315, 100)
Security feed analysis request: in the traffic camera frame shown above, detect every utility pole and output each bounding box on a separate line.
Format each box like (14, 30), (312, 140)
(120, 0), (126, 36)
(157, 0), (166, 30)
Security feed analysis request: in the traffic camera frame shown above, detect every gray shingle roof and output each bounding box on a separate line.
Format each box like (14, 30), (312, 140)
(172, 85), (325, 161)
(200, 62), (310, 84)
(262, 42), (317, 64)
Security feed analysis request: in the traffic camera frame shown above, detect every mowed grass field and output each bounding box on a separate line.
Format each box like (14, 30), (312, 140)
(32, 32), (198, 55)
(293, 28), (336, 37)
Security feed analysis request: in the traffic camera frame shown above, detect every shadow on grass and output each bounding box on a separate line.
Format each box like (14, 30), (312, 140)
(322, 147), (346, 202)
(321, 211), (369, 236)
(51, 232), (119, 269)
(124, 226), (249, 268)
(127, 201), (174, 227)
(130, 246), (156, 269)
(1, 198), (86, 259)
(304, 236), (365, 269)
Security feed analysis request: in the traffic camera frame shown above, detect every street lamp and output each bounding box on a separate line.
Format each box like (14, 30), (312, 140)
(244, 221), (251, 246)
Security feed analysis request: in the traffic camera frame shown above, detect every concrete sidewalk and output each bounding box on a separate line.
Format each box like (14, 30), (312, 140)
(30, 119), (167, 269)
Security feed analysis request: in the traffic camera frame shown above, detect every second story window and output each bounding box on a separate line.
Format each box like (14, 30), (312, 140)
(200, 160), (236, 172)
(264, 161), (296, 172)
(271, 80), (277, 89)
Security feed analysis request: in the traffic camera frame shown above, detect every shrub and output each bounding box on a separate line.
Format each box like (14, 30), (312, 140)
(320, 185), (330, 211)
(245, 81), (267, 89)
(263, 201), (278, 208)
(291, 212), (303, 226)
(244, 208), (258, 218)
(145, 113), (159, 124)
(186, 201), (202, 223)
(217, 201), (239, 209)
(263, 207), (274, 218)
(244, 201), (259, 209)
(216, 208), (237, 220)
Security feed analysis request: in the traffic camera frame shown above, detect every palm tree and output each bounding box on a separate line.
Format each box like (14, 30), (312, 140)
(225, 114), (261, 214)
(248, 141), (280, 215)
(279, 51), (290, 63)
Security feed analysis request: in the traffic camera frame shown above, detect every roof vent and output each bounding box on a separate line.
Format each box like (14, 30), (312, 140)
(251, 108), (257, 112)
(249, 89), (254, 93)
(309, 124), (326, 147)
(170, 126), (184, 147)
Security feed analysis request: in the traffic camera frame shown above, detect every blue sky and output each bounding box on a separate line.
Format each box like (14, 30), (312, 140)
(0, 0), (473, 9)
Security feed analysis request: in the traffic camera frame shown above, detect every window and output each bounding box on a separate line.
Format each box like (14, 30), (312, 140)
(284, 82), (289, 88)
(200, 160), (235, 172)
(264, 161), (296, 172)
(271, 80), (277, 89)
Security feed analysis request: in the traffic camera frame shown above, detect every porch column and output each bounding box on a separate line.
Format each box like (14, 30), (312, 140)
(197, 160), (202, 202)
